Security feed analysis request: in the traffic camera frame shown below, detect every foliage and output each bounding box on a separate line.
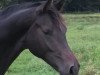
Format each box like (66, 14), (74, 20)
(64, 0), (100, 12)
(5, 13), (100, 75)
(0, 0), (100, 12)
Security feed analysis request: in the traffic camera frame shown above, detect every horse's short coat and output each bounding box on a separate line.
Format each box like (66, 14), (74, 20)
(0, 0), (80, 75)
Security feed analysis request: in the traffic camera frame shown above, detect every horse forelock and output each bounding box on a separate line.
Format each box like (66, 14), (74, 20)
(48, 8), (67, 33)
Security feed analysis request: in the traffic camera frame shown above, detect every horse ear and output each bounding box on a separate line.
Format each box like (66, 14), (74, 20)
(54, 0), (65, 11)
(43, 0), (53, 12)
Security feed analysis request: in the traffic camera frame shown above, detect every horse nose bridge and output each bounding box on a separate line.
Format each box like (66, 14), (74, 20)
(61, 49), (77, 61)
(59, 49), (80, 70)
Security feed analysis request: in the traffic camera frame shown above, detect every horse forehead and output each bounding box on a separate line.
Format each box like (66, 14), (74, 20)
(37, 14), (53, 25)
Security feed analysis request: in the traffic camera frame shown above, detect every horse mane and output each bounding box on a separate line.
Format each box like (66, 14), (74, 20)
(0, 1), (44, 17)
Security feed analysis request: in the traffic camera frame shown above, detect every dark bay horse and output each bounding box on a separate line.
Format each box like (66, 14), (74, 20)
(0, 0), (80, 75)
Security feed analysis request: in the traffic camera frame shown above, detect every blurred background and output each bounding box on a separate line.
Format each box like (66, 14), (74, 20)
(0, 0), (100, 12)
(0, 0), (100, 75)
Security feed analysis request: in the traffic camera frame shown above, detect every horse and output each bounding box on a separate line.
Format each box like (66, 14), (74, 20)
(0, 0), (80, 75)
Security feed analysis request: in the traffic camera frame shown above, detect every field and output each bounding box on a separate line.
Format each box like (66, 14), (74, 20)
(6, 13), (100, 75)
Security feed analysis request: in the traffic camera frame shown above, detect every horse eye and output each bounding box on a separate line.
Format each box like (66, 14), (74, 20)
(43, 29), (52, 35)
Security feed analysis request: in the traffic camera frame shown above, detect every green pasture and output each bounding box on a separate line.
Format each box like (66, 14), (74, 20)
(6, 13), (100, 75)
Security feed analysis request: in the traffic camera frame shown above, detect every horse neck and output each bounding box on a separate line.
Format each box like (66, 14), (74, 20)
(0, 9), (37, 59)
(0, 3), (41, 74)
(0, 7), (36, 42)
(0, 36), (25, 75)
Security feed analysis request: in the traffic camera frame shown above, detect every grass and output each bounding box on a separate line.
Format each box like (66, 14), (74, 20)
(6, 13), (100, 75)
(64, 13), (100, 75)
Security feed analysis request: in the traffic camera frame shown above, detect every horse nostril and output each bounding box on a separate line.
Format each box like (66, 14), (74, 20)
(70, 66), (76, 75)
